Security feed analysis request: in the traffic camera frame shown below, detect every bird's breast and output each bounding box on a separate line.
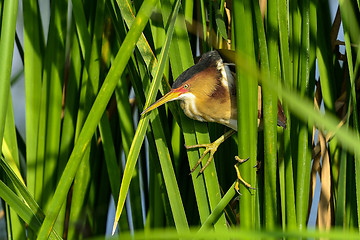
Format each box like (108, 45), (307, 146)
(179, 93), (238, 131)
(180, 97), (206, 122)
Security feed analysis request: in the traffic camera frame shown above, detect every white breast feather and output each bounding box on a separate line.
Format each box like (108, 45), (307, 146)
(216, 60), (235, 90)
(179, 93), (205, 122)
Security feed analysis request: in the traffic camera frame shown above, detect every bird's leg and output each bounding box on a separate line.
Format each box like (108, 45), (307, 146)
(185, 129), (236, 174)
(234, 156), (255, 194)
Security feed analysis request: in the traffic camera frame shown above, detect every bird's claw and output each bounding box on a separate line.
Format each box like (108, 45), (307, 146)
(235, 156), (250, 164)
(185, 141), (220, 175)
(234, 156), (255, 194)
(185, 131), (254, 194)
(185, 130), (234, 175)
(253, 161), (261, 171)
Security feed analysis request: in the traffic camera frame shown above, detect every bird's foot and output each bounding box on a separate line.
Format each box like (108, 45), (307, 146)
(185, 141), (220, 175)
(185, 130), (236, 175)
(234, 156), (255, 194)
(254, 161), (261, 172)
(185, 133), (229, 175)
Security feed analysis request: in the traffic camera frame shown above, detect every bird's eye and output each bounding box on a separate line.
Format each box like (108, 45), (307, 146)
(184, 84), (189, 89)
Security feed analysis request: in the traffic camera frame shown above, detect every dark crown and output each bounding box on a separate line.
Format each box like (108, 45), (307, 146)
(172, 51), (222, 89)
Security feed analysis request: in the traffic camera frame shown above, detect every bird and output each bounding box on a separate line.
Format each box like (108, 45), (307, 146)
(141, 50), (287, 192)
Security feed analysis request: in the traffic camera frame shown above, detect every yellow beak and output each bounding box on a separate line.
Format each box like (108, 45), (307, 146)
(141, 90), (182, 115)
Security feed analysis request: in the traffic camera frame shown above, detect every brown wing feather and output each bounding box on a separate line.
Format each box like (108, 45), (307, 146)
(277, 100), (287, 129)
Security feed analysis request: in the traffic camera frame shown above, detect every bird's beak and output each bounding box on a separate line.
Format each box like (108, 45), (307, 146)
(141, 90), (182, 115)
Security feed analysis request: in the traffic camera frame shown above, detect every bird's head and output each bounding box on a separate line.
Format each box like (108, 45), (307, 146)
(141, 51), (227, 115)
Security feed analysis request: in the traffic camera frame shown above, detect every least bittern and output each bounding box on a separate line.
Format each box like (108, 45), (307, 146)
(142, 50), (287, 192)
